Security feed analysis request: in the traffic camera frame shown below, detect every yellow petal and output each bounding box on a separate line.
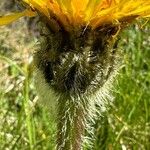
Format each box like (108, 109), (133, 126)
(85, 0), (100, 21)
(71, 0), (89, 14)
(0, 9), (36, 26)
(57, 0), (71, 11)
(27, 0), (50, 18)
(90, 0), (150, 28)
(1, 0), (150, 29)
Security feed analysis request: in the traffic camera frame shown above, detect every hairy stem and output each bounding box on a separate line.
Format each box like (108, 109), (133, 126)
(57, 96), (86, 150)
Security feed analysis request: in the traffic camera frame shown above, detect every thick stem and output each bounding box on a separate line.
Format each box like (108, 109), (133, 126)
(57, 97), (86, 150)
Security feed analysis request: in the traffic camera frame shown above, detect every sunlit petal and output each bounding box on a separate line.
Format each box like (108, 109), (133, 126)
(0, 9), (36, 26)
(0, 0), (150, 29)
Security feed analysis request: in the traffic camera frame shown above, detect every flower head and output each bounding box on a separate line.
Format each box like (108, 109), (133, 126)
(0, 0), (150, 30)
(1, 1), (150, 149)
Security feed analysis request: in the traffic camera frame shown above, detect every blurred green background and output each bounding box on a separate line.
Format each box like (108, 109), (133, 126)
(0, 1), (150, 150)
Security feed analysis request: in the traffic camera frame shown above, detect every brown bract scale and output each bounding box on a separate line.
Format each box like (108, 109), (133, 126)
(34, 21), (120, 98)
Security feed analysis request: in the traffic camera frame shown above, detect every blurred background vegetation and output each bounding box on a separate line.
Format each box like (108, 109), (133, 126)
(0, 1), (150, 149)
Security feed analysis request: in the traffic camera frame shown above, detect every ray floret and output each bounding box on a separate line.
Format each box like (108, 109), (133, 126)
(0, 0), (150, 29)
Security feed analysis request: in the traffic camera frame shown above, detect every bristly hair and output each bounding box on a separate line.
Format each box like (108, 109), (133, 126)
(1, 0), (149, 149)
(33, 20), (122, 149)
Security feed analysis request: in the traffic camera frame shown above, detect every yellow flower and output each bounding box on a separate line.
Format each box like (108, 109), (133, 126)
(0, 0), (150, 30)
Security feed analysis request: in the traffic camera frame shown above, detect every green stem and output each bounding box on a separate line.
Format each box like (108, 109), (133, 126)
(57, 96), (86, 150)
